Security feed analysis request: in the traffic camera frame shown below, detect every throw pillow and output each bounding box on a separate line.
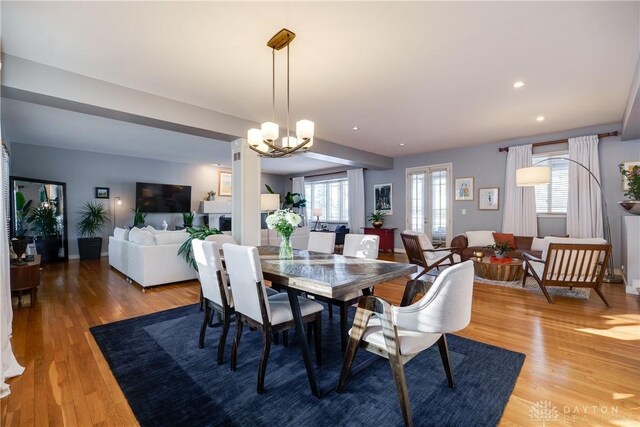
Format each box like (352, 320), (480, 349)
(402, 229), (436, 259)
(531, 237), (545, 252)
(492, 232), (516, 250)
(113, 227), (129, 241)
(129, 228), (156, 246)
(465, 230), (495, 247)
(154, 231), (189, 245)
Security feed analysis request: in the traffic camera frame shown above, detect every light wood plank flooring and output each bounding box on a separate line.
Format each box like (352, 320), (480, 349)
(1, 255), (639, 426)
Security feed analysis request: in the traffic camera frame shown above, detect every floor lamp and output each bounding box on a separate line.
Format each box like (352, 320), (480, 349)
(261, 193), (280, 246)
(517, 159), (623, 283)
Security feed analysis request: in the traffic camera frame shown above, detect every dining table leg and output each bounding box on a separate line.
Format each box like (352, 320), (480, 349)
(286, 288), (322, 398)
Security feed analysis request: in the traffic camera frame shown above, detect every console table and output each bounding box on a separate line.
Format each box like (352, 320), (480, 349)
(363, 227), (396, 253)
(10, 255), (42, 307)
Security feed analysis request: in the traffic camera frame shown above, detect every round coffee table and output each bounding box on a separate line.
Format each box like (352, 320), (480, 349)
(473, 256), (523, 281)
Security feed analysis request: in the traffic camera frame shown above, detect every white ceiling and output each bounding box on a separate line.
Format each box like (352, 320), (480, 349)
(1, 1), (639, 158)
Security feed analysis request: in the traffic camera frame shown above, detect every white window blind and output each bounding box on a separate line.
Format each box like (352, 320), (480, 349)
(2, 145), (10, 239)
(305, 178), (349, 222)
(533, 151), (568, 215)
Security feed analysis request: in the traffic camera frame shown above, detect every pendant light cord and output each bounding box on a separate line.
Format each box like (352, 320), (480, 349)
(272, 48), (275, 123)
(287, 43), (290, 140)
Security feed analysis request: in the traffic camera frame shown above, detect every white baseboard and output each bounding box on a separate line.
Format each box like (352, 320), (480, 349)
(68, 252), (108, 260)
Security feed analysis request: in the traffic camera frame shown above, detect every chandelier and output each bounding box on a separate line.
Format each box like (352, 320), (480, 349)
(247, 28), (314, 158)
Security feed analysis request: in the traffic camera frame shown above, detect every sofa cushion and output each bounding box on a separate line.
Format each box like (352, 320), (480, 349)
(154, 231), (189, 245)
(493, 232), (516, 249)
(129, 228), (156, 246)
(402, 229), (436, 259)
(113, 227), (129, 241)
(465, 231), (495, 247)
(531, 237), (545, 252)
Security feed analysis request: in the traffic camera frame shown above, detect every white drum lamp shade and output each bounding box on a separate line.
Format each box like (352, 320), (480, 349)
(516, 166), (551, 186)
(260, 194), (280, 211)
(312, 208), (322, 217)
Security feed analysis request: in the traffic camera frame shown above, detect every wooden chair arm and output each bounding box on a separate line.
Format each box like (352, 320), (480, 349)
(424, 247), (457, 253)
(522, 252), (544, 264)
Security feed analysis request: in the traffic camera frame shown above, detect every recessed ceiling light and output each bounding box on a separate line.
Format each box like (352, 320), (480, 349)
(352, 126), (359, 131)
(399, 143), (406, 146)
(513, 81), (525, 88)
(536, 115), (545, 122)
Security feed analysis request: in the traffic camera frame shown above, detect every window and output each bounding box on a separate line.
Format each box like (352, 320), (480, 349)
(305, 178), (349, 222)
(533, 151), (568, 215)
(2, 145), (9, 239)
(406, 164), (452, 244)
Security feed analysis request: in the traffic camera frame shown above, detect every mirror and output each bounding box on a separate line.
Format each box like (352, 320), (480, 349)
(9, 176), (68, 262)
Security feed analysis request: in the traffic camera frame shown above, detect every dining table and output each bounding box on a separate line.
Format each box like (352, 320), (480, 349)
(252, 246), (417, 398)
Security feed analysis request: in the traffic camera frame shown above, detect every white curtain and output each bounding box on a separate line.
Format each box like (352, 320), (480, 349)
(567, 135), (603, 238)
(1, 145), (24, 399)
(291, 177), (307, 224)
(502, 144), (538, 236)
(347, 169), (365, 232)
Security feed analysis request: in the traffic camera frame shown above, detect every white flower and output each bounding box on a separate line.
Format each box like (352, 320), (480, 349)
(285, 212), (301, 226)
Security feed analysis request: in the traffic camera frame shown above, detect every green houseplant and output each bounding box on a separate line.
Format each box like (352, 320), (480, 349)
(132, 207), (147, 228)
(618, 163), (640, 215)
(485, 241), (512, 259)
(367, 210), (387, 229)
(27, 204), (60, 262)
(14, 191), (33, 238)
(76, 202), (110, 260)
(182, 211), (195, 228)
(178, 225), (223, 270)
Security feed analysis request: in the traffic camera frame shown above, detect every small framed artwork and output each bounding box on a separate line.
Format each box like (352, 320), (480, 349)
(454, 177), (474, 201)
(373, 183), (393, 215)
(218, 171), (232, 196)
(621, 160), (640, 191)
(95, 187), (110, 199)
(478, 187), (499, 210)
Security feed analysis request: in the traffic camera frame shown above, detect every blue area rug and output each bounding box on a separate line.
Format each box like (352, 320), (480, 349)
(90, 304), (525, 426)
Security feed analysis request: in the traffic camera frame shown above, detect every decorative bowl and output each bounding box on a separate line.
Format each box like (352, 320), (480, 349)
(618, 200), (640, 215)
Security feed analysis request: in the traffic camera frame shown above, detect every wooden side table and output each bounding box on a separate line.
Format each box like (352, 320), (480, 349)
(473, 256), (523, 281)
(10, 255), (42, 307)
(363, 227), (397, 253)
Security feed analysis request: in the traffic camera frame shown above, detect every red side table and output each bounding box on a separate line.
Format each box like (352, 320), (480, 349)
(362, 227), (396, 253)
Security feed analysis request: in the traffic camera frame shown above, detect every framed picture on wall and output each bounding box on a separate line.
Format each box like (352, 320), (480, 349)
(373, 183), (393, 215)
(218, 171), (232, 196)
(454, 177), (474, 201)
(478, 187), (499, 210)
(95, 187), (110, 199)
(621, 160), (640, 191)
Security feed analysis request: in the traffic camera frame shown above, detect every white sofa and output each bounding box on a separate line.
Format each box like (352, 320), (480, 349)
(108, 226), (197, 288)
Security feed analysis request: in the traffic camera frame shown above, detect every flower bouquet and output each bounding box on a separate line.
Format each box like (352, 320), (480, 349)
(265, 209), (302, 259)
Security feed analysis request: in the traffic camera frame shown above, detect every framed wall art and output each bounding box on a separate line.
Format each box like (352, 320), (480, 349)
(373, 183), (393, 215)
(218, 171), (232, 196)
(478, 187), (499, 210)
(95, 187), (110, 199)
(454, 177), (474, 201)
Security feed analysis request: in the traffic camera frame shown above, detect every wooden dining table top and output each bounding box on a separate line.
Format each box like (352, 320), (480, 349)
(253, 246), (417, 299)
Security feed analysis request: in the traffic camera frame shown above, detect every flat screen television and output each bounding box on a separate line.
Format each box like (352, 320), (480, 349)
(136, 182), (191, 213)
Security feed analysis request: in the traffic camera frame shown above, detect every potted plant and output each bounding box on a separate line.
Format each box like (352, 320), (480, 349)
(178, 225), (222, 270)
(618, 163), (640, 215)
(76, 201), (110, 260)
(27, 204), (60, 262)
(182, 211), (195, 228)
(367, 211), (387, 229)
(485, 241), (512, 259)
(206, 191), (216, 201)
(132, 207), (147, 228)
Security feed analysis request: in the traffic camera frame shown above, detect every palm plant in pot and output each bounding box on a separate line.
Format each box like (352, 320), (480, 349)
(27, 204), (60, 262)
(367, 210), (387, 228)
(76, 202), (110, 260)
(132, 207), (147, 228)
(12, 192), (34, 263)
(618, 163), (640, 215)
(178, 225), (222, 270)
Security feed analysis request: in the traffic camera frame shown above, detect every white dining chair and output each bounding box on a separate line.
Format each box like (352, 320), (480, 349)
(222, 243), (324, 394)
(343, 234), (380, 259)
(192, 239), (233, 364)
(205, 233), (238, 245)
(307, 232), (336, 254)
(337, 261), (475, 426)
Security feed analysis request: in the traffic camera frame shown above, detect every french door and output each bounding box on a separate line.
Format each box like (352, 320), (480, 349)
(406, 163), (452, 245)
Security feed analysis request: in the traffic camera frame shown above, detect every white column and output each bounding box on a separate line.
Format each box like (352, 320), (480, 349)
(231, 138), (261, 246)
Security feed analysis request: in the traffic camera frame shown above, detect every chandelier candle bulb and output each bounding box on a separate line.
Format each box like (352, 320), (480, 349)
(261, 122), (279, 142)
(296, 120), (314, 140)
(282, 136), (297, 149)
(248, 128), (262, 146)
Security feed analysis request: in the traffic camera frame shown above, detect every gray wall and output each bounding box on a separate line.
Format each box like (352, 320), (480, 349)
(363, 125), (640, 267)
(9, 143), (286, 256)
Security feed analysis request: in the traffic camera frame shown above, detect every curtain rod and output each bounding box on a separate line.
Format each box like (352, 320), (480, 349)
(498, 131), (619, 152)
(289, 168), (367, 180)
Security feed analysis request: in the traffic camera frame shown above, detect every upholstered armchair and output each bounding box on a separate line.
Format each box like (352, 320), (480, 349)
(401, 231), (459, 280)
(337, 261), (475, 426)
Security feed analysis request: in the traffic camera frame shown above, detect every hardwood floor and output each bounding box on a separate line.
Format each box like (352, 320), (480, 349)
(1, 255), (639, 426)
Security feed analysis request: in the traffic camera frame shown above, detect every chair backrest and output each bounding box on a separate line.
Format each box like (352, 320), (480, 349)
(192, 239), (230, 307)
(308, 232), (336, 254)
(540, 236), (606, 260)
(400, 233), (429, 269)
(205, 233), (238, 245)
(542, 243), (611, 285)
(343, 234), (379, 259)
(402, 229), (436, 260)
(222, 243), (271, 324)
(394, 261), (474, 334)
